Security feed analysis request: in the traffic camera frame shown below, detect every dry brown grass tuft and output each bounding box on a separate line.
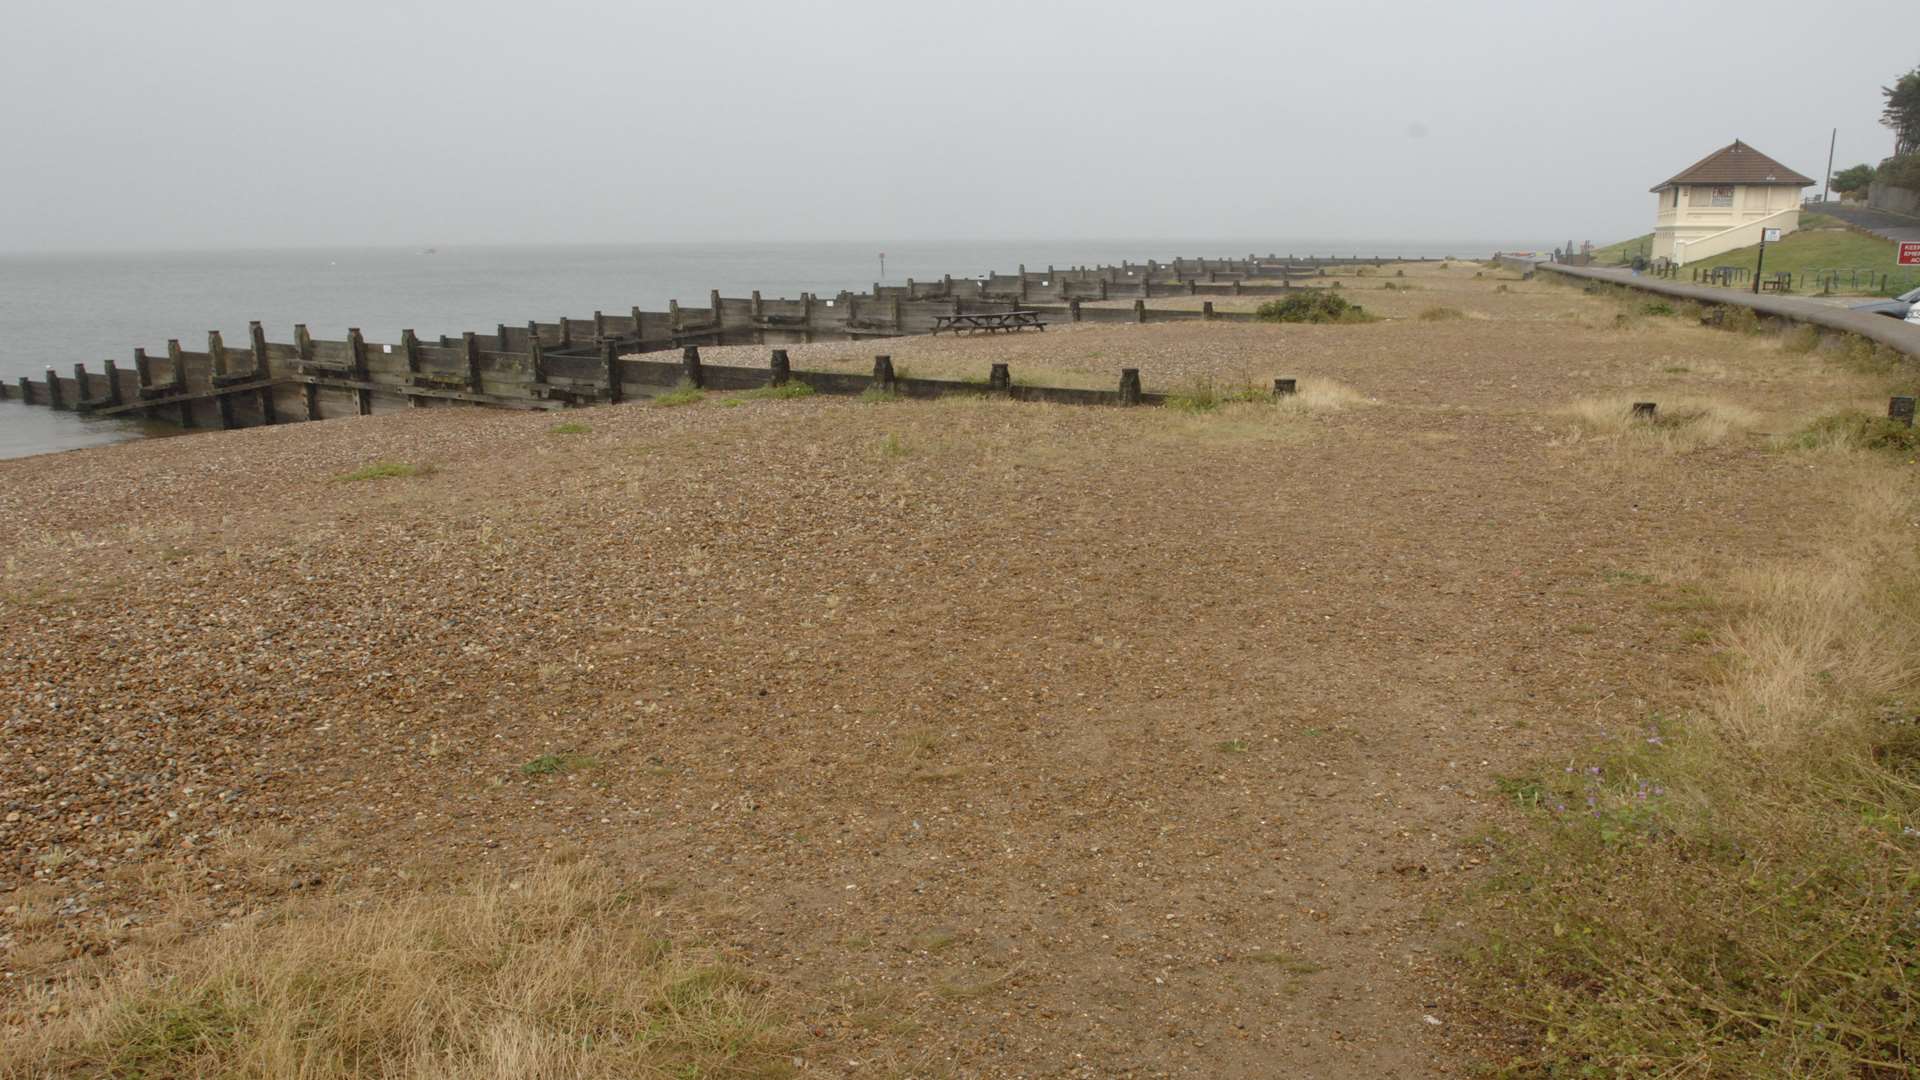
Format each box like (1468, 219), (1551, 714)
(1, 862), (796, 1080)
(1557, 396), (1757, 450)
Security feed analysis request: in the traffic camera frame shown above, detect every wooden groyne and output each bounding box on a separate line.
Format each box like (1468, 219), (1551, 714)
(0, 252), (1447, 430)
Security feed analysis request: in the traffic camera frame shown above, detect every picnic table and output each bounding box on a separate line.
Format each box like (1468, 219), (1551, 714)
(931, 310), (1048, 335)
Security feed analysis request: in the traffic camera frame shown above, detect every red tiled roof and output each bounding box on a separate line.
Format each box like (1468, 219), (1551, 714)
(1649, 140), (1815, 192)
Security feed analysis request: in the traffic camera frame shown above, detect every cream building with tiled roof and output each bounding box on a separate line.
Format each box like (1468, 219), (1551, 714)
(1650, 140), (1815, 265)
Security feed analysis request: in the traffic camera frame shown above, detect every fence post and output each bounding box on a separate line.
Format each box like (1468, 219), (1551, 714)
(401, 329), (422, 407)
(681, 346), (704, 388)
(462, 331), (483, 394)
(601, 339), (623, 403)
(347, 328), (372, 415)
(770, 349), (790, 386)
(1118, 368), (1141, 406)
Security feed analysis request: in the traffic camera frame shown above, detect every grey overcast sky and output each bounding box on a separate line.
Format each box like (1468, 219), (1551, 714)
(0, 0), (1911, 253)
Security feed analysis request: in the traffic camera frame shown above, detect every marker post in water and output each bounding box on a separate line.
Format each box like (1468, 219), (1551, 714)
(1752, 227), (1781, 295)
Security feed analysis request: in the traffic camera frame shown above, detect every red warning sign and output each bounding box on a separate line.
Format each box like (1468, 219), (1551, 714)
(1901, 241), (1920, 266)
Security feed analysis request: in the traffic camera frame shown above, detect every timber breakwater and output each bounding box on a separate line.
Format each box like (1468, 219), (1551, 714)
(0, 252), (1444, 430)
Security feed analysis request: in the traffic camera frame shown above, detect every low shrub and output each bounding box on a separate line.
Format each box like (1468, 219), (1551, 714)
(730, 382), (815, 403)
(1418, 306), (1465, 321)
(1786, 409), (1920, 454)
(653, 383), (705, 407)
(1254, 292), (1372, 324)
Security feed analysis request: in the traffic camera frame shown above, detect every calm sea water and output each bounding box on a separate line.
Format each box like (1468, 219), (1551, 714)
(0, 239), (1496, 460)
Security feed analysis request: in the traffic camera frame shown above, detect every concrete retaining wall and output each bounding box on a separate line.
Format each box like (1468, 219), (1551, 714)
(1868, 181), (1920, 219)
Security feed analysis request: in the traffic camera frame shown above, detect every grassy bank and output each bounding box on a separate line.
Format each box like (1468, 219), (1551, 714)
(1684, 215), (1918, 295)
(1591, 214), (1918, 295)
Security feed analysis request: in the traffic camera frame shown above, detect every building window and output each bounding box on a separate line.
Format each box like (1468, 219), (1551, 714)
(1692, 185), (1736, 207)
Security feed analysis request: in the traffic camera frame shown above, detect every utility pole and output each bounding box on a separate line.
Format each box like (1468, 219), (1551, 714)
(1752, 227), (1780, 294)
(1821, 128), (1836, 203)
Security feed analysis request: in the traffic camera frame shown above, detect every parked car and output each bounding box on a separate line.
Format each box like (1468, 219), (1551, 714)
(1850, 286), (1920, 320)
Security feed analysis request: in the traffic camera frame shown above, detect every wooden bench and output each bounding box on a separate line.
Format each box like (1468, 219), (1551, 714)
(931, 310), (1048, 335)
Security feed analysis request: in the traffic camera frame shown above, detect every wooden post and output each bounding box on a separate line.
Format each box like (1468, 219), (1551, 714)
(1070, 299), (1082, 323)
(710, 289), (723, 333)
(463, 331), (483, 393)
(1098, 279), (1109, 301)
(401, 329), (422, 407)
(873, 354), (896, 391)
(1274, 378), (1297, 396)
(669, 300), (682, 335)
(593, 310), (606, 341)
(134, 347), (155, 397)
(215, 384), (235, 429)
(770, 349), (790, 386)
(17, 376), (32, 405)
(101, 358), (124, 408)
(1118, 368), (1142, 406)
(1202, 301), (1215, 321)
(681, 345), (704, 388)
(557, 316), (571, 349)
(1631, 402), (1657, 421)
(72, 363), (91, 409)
(602, 340), (623, 403)
(891, 295), (903, 331)
(207, 330), (228, 378)
(294, 324), (314, 365)
(1133, 299), (1146, 323)
(347, 328), (372, 415)
(303, 381), (320, 421)
(44, 367), (65, 411)
(989, 362), (1010, 391)
(529, 334), (547, 385)
(751, 291), (763, 320)
(1891, 396), (1917, 427)
(248, 321), (271, 378)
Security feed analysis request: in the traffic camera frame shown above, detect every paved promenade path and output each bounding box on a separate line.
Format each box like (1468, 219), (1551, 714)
(1808, 199), (1920, 244)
